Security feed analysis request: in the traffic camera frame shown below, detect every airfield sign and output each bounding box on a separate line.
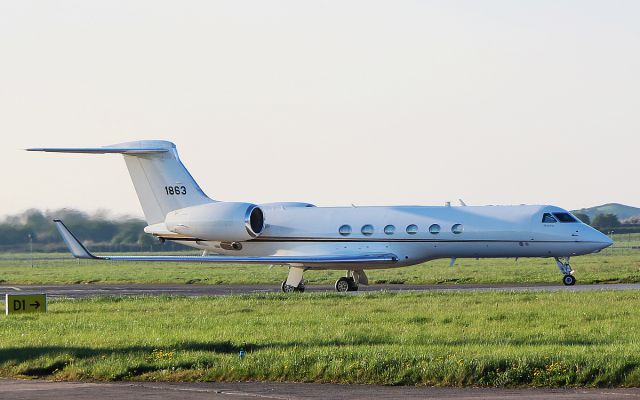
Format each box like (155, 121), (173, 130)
(5, 294), (47, 315)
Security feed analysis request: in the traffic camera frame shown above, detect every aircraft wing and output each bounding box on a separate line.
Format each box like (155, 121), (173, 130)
(53, 220), (398, 266)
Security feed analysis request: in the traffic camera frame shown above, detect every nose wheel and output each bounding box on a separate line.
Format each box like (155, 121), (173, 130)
(555, 257), (576, 286)
(562, 274), (576, 286)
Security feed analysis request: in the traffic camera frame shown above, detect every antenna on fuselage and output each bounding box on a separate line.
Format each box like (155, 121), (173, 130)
(459, 199), (467, 206)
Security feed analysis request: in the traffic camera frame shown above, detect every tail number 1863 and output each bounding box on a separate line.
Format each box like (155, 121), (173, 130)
(165, 186), (187, 195)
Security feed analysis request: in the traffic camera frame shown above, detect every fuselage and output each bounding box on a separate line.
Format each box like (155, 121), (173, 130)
(30, 140), (615, 290)
(177, 204), (613, 269)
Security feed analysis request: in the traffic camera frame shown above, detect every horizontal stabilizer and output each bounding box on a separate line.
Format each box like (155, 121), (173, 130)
(27, 147), (168, 154)
(53, 220), (398, 266)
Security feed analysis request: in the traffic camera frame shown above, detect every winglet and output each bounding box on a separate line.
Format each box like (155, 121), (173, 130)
(53, 220), (98, 259)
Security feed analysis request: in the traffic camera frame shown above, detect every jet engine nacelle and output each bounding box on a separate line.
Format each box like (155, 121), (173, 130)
(165, 202), (265, 241)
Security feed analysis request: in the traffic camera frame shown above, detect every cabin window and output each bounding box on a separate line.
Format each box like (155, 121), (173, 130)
(542, 213), (557, 223)
(361, 224), (374, 236)
(451, 224), (463, 234)
(384, 225), (395, 235)
(553, 212), (578, 223)
(338, 224), (352, 236)
(429, 224), (440, 234)
(406, 224), (418, 235)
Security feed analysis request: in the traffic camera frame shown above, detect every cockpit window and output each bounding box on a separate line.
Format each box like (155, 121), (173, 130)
(553, 212), (578, 223)
(542, 213), (557, 223)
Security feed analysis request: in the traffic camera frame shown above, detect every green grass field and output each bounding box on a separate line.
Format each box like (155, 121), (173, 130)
(1, 290), (640, 386)
(1, 252), (639, 286)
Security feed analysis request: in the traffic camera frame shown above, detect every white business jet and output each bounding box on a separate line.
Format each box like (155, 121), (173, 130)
(29, 140), (612, 292)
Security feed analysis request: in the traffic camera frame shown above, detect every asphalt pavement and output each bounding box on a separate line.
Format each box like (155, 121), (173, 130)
(3, 379), (640, 400)
(1, 282), (640, 298)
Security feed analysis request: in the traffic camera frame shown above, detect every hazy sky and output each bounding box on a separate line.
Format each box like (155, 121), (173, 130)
(1, 1), (639, 219)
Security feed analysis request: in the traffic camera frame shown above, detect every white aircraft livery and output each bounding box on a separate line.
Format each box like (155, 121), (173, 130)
(29, 140), (613, 292)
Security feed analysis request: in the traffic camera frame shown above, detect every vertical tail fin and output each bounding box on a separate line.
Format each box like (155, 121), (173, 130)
(28, 140), (214, 224)
(117, 141), (213, 224)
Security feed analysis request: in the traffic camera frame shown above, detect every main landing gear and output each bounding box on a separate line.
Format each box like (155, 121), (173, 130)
(281, 280), (305, 293)
(555, 257), (576, 286)
(335, 270), (368, 292)
(280, 268), (370, 293)
(335, 277), (357, 292)
(281, 266), (306, 292)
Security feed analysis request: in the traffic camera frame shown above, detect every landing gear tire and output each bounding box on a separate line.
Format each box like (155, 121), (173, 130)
(281, 280), (305, 293)
(335, 277), (351, 292)
(562, 275), (576, 286)
(347, 277), (358, 292)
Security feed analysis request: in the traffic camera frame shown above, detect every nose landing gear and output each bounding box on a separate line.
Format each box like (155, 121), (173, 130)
(555, 257), (576, 286)
(562, 274), (576, 286)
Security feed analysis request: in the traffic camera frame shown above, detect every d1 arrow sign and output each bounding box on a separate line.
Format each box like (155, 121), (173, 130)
(5, 294), (47, 315)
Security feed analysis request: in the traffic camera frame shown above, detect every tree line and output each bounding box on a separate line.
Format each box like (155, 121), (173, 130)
(0, 209), (183, 252)
(571, 212), (640, 233)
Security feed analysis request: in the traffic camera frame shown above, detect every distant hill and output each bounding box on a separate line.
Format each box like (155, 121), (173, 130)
(572, 203), (640, 220)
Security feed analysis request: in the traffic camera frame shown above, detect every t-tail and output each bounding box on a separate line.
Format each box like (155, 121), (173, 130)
(28, 140), (213, 225)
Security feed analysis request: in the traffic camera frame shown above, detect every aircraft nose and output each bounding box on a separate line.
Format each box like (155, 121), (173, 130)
(591, 229), (613, 250)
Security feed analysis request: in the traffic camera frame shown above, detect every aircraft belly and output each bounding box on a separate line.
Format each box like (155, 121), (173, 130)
(173, 238), (598, 265)
(423, 241), (598, 259)
(188, 240), (429, 267)
(218, 241), (397, 257)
